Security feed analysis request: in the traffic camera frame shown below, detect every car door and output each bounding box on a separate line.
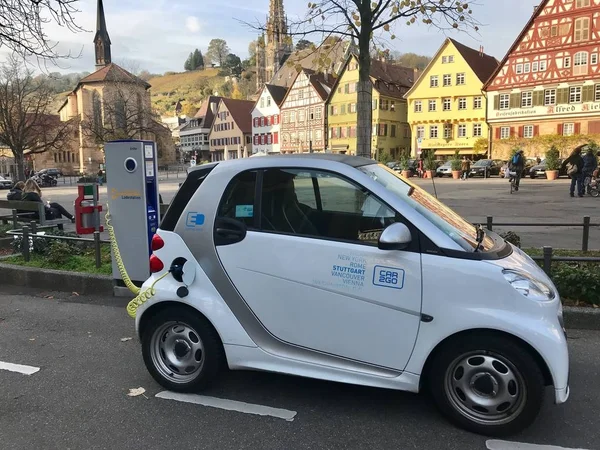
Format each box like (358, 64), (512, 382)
(214, 167), (423, 371)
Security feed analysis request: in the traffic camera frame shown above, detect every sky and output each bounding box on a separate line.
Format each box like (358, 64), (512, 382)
(6, 0), (542, 74)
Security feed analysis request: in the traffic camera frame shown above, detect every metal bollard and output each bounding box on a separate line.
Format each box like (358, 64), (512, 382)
(582, 216), (590, 252)
(12, 209), (18, 229)
(542, 246), (553, 275)
(22, 226), (30, 262)
(30, 220), (37, 234)
(486, 216), (493, 231)
(94, 231), (101, 268)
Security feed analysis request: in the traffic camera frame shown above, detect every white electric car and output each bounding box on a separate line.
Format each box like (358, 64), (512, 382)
(135, 154), (569, 436)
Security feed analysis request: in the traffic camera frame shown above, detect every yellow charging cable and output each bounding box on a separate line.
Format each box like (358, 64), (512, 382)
(105, 204), (167, 319)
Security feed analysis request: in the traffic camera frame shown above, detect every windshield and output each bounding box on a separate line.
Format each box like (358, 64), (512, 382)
(358, 164), (495, 252)
(473, 160), (489, 166)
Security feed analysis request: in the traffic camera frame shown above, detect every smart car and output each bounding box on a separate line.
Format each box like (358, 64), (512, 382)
(135, 154), (569, 437)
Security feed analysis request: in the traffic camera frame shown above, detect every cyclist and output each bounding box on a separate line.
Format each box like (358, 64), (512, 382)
(508, 149), (525, 191)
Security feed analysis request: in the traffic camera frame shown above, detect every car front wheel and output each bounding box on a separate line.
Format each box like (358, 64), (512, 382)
(141, 306), (224, 392)
(428, 333), (545, 436)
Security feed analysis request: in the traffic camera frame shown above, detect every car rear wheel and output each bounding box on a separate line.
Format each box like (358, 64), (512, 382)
(142, 306), (224, 392)
(428, 333), (545, 436)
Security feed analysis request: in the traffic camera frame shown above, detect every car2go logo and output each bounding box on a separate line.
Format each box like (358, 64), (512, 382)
(373, 265), (405, 289)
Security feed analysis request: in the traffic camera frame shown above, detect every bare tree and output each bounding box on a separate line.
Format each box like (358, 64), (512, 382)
(0, 56), (75, 180)
(245, 1), (479, 157)
(0, 0), (83, 64)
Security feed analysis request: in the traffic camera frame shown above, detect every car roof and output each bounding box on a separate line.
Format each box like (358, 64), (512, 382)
(188, 154), (376, 174)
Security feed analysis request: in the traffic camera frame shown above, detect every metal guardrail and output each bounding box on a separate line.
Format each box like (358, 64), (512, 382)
(7, 224), (109, 268)
(484, 215), (599, 252)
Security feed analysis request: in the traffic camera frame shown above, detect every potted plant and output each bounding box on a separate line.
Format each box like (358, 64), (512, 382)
(450, 151), (462, 179)
(423, 151), (436, 178)
(399, 152), (411, 178)
(545, 145), (560, 180)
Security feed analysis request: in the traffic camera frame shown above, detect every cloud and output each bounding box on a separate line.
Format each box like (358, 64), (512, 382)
(185, 16), (201, 33)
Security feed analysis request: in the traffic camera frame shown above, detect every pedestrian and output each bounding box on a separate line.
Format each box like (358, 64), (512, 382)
(22, 178), (75, 222)
(561, 147), (585, 197)
(97, 169), (104, 186)
(461, 157), (470, 180)
(508, 150), (525, 191)
(582, 147), (598, 195)
(7, 181), (25, 201)
(536, 157), (542, 164)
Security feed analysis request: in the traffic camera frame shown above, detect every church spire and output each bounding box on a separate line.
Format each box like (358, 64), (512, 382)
(94, 0), (111, 70)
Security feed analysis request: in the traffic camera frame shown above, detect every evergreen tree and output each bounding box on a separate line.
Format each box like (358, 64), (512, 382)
(194, 49), (204, 70)
(184, 52), (193, 71)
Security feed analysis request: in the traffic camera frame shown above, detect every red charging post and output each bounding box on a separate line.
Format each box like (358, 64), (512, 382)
(75, 183), (103, 234)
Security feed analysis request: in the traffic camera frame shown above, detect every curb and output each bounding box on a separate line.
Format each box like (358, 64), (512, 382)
(0, 262), (112, 296)
(564, 306), (600, 331)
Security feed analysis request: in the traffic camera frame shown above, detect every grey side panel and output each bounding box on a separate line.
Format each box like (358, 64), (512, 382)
(175, 161), (402, 377)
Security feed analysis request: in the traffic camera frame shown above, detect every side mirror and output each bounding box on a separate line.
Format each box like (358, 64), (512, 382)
(378, 222), (412, 251)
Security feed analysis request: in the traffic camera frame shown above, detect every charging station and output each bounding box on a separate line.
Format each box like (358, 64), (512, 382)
(104, 140), (160, 288)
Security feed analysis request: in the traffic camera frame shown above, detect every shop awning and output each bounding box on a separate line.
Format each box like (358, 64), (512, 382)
(434, 149), (475, 156)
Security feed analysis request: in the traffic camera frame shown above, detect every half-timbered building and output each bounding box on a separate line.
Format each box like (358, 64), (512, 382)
(485, 0), (600, 157)
(279, 69), (335, 153)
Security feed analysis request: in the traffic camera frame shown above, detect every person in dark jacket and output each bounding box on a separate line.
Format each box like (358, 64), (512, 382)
(582, 147), (598, 195)
(22, 179), (75, 222)
(561, 147), (585, 197)
(6, 181), (25, 201)
(509, 149), (525, 190)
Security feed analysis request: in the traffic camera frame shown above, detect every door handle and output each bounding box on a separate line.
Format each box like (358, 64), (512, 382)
(216, 227), (244, 237)
(214, 218), (247, 245)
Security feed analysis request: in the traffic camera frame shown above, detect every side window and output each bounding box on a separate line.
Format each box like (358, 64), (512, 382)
(260, 168), (400, 246)
(216, 170), (257, 228)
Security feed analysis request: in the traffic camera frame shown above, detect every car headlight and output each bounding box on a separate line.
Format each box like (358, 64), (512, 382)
(502, 269), (555, 301)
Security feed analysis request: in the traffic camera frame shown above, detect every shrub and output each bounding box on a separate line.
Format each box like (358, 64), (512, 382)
(46, 241), (72, 265)
(545, 146), (560, 170)
(377, 151), (394, 166)
(398, 151), (410, 170)
(424, 151), (437, 170)
(11, 230), (84, 256)
(551, 263), (600, 305)
(450, 151), (461, 171)
(500, 231), (521, 248)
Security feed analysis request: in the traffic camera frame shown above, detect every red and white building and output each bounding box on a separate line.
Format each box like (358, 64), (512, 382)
(251, 84), (288, 154)
(485, 0), (600, 156)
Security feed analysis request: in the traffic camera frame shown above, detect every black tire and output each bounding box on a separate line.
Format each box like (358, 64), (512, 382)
(530, 174), (536, 179)
(141, 306), (225, 392)
(428, 333), (545, 436)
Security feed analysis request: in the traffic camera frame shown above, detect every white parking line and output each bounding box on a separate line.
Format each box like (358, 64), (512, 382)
(486, 440), (589, 450)
(0, 361), (40, 375)
(155, 391), (297, 421)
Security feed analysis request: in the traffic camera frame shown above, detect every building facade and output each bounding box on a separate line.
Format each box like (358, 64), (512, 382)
(279, 69), (334, 153)
(327, 55), (415, 158)
(256, 0), (293, 89)
(179, 96), (221, 162)
(405, 38), (499, 159)
(209, 98), (254, 161)
(251, 84), (288, 154)
(485, 0), (600, 158)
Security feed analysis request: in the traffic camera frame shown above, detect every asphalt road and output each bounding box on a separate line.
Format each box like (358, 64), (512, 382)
(0, 284), (599, 450)
(2, 174), (599, 249)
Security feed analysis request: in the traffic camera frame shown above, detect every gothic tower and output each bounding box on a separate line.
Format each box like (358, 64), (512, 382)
(94, 0), (112, 70)
(256, 0), (292, 89)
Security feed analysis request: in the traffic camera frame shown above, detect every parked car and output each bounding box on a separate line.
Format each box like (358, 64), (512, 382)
(135, 154), (569, 436)
(37, 168), (62, 178)
(468, 159), (503, 177)
(529, 160), (567, 178)
(0, 175), (13, 189)
(436, 161), (452, 177)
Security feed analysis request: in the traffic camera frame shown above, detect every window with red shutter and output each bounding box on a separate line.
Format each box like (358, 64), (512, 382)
(534, 125), (539, 136)
(510, 127), (515, 137)
(274, 115), (279, 125)
(260, 134), (265, 145)
(575, 123), (581, 134)
(267, 134), (272, 144)
(273, 132), (279, 143)
(253, 135), (258, 145)
(518, 126), (524, 137)
(260, 117), (265, 127)
(557, 124), (563, 135)
(495, 128), (501, 139)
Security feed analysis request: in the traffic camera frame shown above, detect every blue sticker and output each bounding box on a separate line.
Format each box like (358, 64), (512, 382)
(372, 265), (405, 289)
(186, 212), (205, 228)
(235, 204), (254, 218)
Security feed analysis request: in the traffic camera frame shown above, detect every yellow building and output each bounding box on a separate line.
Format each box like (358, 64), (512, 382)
(327, 55), (416, 158)
(405, 39), (499, 158)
